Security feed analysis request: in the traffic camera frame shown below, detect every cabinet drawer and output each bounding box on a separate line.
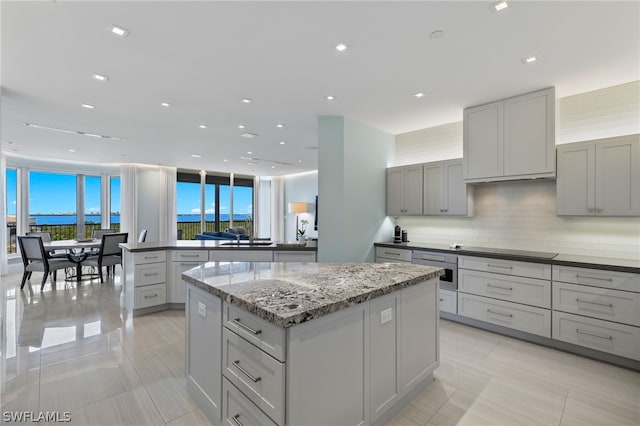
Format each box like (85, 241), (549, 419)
(134, 250), (166, 264)
(135, 283), (166, 309)
(458, 293), (551, 337)
(222, 378), (277, 426)
(375, 247), (412, 262)
(553, 265), (640, 293)
(553, 282), (640, 326)
(223, 302), (286, 362)
(439, 289), (457, 314)
(134, 263), (166, 286)
(222, 328), (285, 425)
(552, 311), (640, 361)
(459, 256), (551, 280)
(459, 269), (551, 308)
(273, 251), (317, 262)
(210, 250), (274, 262)
(170, 250), (208, 262)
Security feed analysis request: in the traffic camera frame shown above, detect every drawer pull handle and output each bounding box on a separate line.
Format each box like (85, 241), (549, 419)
(487, 283), (513, 291)
(439, 298), (444, 302)
(180, 263), (197, 266)
(576, 274), (613, 282)
(487, 264), (513, 270)
(384, 252), (401, 256)
(181, 254), (200, 258)
(232, 360), (262, 383)
(576, 298), (613, 308)
(144, 294), (158, 299)
(144, 273), (158, 277)
(487, 309), (513, 318)
(576, 328), (612, 340)
(144, 256), (158, 260)
(231, 414), (244, 426)
(232, 318), (262, 335)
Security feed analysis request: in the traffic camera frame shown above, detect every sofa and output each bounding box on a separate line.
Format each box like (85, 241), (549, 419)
(194, 231), (250, 241)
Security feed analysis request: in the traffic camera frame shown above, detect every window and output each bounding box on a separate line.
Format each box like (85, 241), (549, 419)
(177, 171), (253, 239)
(110, 176), (120, 231)
(29, 171), (77, 240)
(84, 175), (101, 237)
(6, 168), (17, 254)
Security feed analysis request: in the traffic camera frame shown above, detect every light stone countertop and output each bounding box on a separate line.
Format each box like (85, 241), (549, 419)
(182, 262), (442, 328)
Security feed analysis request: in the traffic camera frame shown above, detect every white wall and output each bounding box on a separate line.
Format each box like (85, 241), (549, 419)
(394, 81), (640, 260)
(318, 116), (396, 262)
(283, 171), (318, 241)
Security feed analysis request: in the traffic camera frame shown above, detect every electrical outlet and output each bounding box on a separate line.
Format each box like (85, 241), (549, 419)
(198, 302), (207, 318)
(380, 308), (393, 325)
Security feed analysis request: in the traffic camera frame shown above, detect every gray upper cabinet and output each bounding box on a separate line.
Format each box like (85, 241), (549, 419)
(557, 135), (640, 216)
(423, 159), (473, 216)
(464, 88), (556, 183)
(386, 165), (423, 216)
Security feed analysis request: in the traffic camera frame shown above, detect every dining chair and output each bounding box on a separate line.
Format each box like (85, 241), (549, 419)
(26, 231), (67, 258)
(17, 236), (77, 290)
(138, 229), (147, 243)
(92, 229), (116, 239)
(84, 232), (128, 283)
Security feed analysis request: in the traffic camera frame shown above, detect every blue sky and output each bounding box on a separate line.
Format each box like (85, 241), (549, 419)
(5, 170), (251, 216)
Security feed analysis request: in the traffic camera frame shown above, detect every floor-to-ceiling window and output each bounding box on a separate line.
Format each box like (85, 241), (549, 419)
(177, 171), (253, 239)
(84, 175), (102, 237)
(6, 168), (17, 254)
(29, 171), (78, 239)
(110, 176), (120, 231)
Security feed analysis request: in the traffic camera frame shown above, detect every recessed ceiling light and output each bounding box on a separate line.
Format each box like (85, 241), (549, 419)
(110, 25), (129, 37)
(429, 30), (444, 39)
(335, 43), (348, 52)
(522, 55), (538, 64)
(247, 151), (253, 154)
(161, 102), (171, 107)
(241, 98), (253, 104)
(276, 123), (284, 128)
(298, 160), (303, 163)
(493, 1), (509, 12)
(238, 124), (246, 129)
(198, 124), (207, 129)
(223, 159), (228, 162)
(191, 154), (202, 158)
(92, 73), (108, 82)
(240, 132), (258, 138)
(325, 95), (336, 101)
(271, 166), (276, 169)
(247, 162), (255, 165)
(81, 103), (95, 109)
(68, 149), (76, 153)
(279, 141), (285, 145)
(414, 92), (426, 98)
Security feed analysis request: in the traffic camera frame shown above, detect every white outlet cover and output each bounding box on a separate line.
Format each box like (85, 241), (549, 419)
(380, 308), (393, 325)
(198, 301), (207, 318)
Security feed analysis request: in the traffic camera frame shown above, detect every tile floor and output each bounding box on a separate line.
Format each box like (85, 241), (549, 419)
(1, 271), (639, 425)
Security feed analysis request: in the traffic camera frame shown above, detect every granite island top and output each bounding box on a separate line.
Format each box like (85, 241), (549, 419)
(182, 262), (442, 328)
(121, 239), (317, 252)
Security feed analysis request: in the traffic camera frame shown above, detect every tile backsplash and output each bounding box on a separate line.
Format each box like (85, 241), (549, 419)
(397, 180), (640, 260)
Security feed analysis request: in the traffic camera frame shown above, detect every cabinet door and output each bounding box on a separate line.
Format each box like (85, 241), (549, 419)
(556, 143), (596, 215)
(422, 163), (442, 215)
(171, 261), (201, 303)
(463, 101), (503, 180)
(503, 88), (555, 177)
(443, 161), (468, 215)
(386, 167), (405, 216)
(595, 136), (640, 216)
(400, 280), (438, 394)
(404, 165), (424, 215)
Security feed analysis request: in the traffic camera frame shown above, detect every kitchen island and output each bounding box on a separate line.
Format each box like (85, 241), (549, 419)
(182, 261), (442, 426)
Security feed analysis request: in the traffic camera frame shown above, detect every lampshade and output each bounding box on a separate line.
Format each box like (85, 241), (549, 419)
(288, 202), (307, 214)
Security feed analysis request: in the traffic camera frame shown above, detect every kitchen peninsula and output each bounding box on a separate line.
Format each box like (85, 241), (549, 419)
(182, 261), (442, 426)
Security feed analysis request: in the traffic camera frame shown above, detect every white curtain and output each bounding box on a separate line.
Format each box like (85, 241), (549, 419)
(120, 164), (138, 243)
(0, 152), (7, 275)
(158, 166), (177, 241)
(270, 176), (285, 241)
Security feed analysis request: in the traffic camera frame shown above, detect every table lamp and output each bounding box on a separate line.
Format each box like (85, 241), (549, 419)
(288, 202), (308, 240)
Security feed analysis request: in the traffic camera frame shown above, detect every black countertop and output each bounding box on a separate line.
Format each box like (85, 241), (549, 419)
(375, 241), (640, 273)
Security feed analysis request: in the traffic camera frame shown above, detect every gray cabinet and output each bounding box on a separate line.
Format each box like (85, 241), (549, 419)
(423, 159), (472, 216)
(464, 88), (555, 182)
(386, 165), (423, 215)
(557, 135), (640, 216)
(169, 250), (209, 304)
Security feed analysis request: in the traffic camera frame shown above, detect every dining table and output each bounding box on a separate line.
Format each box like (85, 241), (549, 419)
(44, 239), (102, 281)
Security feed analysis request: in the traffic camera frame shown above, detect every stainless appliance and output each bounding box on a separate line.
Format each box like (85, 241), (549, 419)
(411, 250), (457, 290)
(394, 225), (402, 243)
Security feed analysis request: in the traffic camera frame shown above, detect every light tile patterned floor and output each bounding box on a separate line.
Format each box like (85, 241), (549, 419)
(1, 271), (639, 425)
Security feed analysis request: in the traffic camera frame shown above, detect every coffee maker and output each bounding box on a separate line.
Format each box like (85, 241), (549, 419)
(394, 225), (402, 243)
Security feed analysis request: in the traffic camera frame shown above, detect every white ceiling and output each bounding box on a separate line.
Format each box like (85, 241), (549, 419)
(2, 1), (639, 176)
